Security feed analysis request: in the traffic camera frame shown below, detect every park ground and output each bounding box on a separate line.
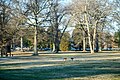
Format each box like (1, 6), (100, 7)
(0, 51), (120, 80)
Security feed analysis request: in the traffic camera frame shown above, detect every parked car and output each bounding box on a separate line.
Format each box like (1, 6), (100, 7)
(15, 47), (21, 51)
(39, 48), (51, 51)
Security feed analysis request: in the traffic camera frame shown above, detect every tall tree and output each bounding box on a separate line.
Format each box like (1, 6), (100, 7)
(113, 0), (120, 25)
(24, 0), (48, 55)
(48, 0), (71, 53)
(113, 0), (120, 47)
(70, 0), (113, 53)
(10, 0), (29, 51)
(0, 0), (18, 48)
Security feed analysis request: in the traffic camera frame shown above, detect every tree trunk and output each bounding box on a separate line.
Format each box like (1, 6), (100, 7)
(95, 33), (99, 52)
(88, 33), (94, 54)
(12, 37), (15, 51)
(92, 28), (96, 53)
(53, 21), (59, 53)
(52, 43), (55, 52)
(33, 25), (38, 56)
(83, 37), (86, 52)
(55, 42), (60, 53)
(99, 33), (102, 51)
(53, 37), (60, 53)
(83, 31), (86, 52)
(118, 30), (120, 47)
(85, 6), (94, 54)
(20, 36), (23, 52)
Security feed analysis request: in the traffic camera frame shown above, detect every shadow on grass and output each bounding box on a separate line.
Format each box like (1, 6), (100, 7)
(0, 59), (120, 80)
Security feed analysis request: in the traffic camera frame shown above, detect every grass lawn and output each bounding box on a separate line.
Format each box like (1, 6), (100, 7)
(0, 52), (120, 80)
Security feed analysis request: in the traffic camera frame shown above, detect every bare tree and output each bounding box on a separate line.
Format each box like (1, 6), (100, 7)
(0, 0), (18, 48)
(23, 0), (49, 55)
(70, 0), (113, 53)
(113, 0), (120, 47)
(48, 0), (71, 53)
(113, 0), (120, 25)
(0, 0), (26, 55)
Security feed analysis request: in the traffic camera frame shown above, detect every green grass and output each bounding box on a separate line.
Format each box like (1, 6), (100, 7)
(0, 52), (120, 80)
